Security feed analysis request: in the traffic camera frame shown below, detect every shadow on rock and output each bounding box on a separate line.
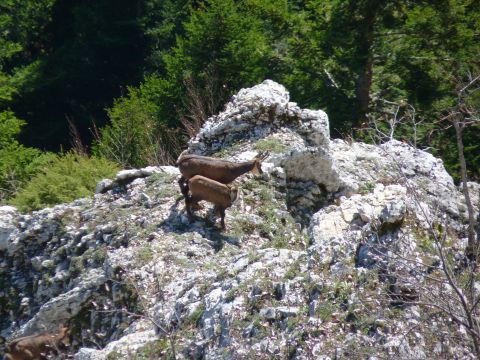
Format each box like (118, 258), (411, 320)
(158, 198), (240, 252)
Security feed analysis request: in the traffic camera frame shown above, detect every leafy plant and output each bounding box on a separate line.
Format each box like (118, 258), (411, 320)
(0, 111), (54, 202)
(10, 152), (119, 212)
(359, 182), (375, 194)
(92, 76), (183, 168)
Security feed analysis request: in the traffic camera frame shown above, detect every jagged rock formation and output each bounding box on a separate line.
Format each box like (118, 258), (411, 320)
(1, 80), (479, 359)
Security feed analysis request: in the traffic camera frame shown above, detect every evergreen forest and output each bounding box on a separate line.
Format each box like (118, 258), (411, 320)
(1, 0), (479, 210)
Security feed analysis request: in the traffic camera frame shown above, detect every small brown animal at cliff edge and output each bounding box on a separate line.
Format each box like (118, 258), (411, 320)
(4, 327), (69, 360)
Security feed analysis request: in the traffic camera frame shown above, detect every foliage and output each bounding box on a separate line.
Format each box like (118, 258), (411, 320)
(149, 0), (271, 132)
(91, 76), (182, 168)
(10, 152), (120, 212)
(359, 0), (480, 181)
(0, 111), (54, 201)
(94, 76), (185, 167)
(2, 0), (148, 149)
(140, 0), (193, 72)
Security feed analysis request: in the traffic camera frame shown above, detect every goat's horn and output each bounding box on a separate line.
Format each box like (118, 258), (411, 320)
(258, 151), (270, 160)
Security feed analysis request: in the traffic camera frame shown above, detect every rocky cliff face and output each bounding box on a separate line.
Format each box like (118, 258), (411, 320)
(1, 80), (479, 359)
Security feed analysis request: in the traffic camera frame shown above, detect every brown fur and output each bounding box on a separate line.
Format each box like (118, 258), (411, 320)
(176, 152), (269, 198)
(5, 327), (69, 360)
(186, 175), (238, 229)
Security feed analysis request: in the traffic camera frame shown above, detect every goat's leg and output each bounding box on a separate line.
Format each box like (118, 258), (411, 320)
(219, 208), (226, 229)
(178, 176), (189, 198)
(18, 348), (35, 359)
(185, 195), (194, 220)
(189, 194), (203, 211)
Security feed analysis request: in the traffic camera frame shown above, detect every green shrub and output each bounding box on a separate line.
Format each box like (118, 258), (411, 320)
(10, 152), (120, 212)
(92, 76), (182, 168)
(186, 303), (206, 327)
(0, 111), (55, 202)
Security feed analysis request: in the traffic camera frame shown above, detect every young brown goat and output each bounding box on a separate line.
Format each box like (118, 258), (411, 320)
(5, 327), (69, 360)
(186, 175), (238, 229)
(177, 151), (269, 198)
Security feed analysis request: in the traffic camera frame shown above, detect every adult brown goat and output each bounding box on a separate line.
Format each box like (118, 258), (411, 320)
(5, 327), (69, 360)
(176, 151), (269, 198)
(186, 175), (238, 229)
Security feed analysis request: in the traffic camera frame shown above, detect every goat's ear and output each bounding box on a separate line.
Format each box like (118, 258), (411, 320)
(256, 151), (270, 161)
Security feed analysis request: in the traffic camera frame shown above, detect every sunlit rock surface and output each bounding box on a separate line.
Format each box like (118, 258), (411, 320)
(1, 80), (478, 359)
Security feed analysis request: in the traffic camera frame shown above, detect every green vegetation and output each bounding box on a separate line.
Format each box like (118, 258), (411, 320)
(258, 200), (302, 249)
(81, 245), (109, 266)
(9, 152), (119, 212)
(146, 172), (178, 186)
(131, 339), (171, 360)
(186, 303), (206, 327)
(254, 137), (288, 154)
(284, 259), (303, 280)
(69, 256), (85, 276)
(359, 182), (375, 195)
(226, 213), (257, 238)
(240, 177), (305, 249)
(0, 112), (56, 202)
(106, 350), (122, 360)
(106, 339), (171, 360)
(135, 244), (155, 265)
(145, 172), (178, 199)
(212, 142), (243, 158)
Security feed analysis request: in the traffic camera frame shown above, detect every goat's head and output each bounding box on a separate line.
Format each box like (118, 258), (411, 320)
(58, 327), (70, 345)
(251, 151), (270, 175)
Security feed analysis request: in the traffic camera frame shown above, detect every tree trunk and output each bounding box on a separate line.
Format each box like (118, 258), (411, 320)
(355, 0), (382, 123)
(455, 119), (478, 261)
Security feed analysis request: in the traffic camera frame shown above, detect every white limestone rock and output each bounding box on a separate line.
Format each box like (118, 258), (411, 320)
(75, 329), (158, 360)
(0, 206), (20, 252)
(188, 80), (329, 154)
(19, 269), (107, 336)
(308, 184), (408, 267)
(95, 179), (113, 194)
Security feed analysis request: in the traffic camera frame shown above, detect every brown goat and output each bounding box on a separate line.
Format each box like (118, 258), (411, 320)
(186, 175), (238, 229)
(5, 327), (69, 360)
(177, 151), (269, 198)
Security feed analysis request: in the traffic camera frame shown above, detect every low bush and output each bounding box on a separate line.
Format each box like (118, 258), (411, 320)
(10, 152), (120, 212)
(92, 76), (183, 168)
(0, 111), (56, 202)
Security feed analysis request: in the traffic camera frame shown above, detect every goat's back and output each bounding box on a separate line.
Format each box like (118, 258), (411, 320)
(177, 155), (238, 183)
(6, 328), (68, 360)
(188, 175), (231, 205)
(7, 336), (52, 359)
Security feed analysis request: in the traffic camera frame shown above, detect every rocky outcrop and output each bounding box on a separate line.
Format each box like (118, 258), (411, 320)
(1, 80), (478, 359)
(188, 80), (330, 154)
